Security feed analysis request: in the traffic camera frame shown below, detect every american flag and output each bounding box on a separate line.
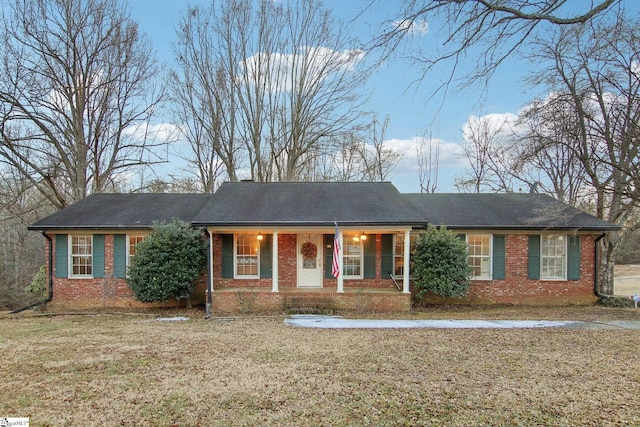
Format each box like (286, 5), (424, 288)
(332, 221), (340, 278)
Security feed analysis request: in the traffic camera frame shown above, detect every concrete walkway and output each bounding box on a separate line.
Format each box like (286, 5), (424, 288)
(285, 314), (640, 330)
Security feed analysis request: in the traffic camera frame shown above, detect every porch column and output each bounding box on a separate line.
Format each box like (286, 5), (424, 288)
(337, 230), (344, 293)
(403, 229), (410, 294)
(271, 231), (279, 293)
(205, 230), (214, 319)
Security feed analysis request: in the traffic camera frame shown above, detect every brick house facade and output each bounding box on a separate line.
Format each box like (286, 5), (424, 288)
(29, 183), (618, 314)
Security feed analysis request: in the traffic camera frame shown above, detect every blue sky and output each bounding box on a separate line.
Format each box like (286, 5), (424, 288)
(126, 0), (564, 192)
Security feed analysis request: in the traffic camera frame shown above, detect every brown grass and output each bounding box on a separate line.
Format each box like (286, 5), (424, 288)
(2, 306), (640, 426)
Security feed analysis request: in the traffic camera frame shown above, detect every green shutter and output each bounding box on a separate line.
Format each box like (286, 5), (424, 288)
(380, 234), (394, 278)
(324, 234), (333, 279)
(528, 235), (541, 280)
(55, 234), (68, 278)
(492, 235), (506, 280)
(93, 234), (105, 278)
(259, 234), (272, 279)
(221, 234), (234, 278)
(363, 235), (376, 279)
(113, 234), (127, 278)
(457, 233), (466, 241)
(567, 235), (581, 280)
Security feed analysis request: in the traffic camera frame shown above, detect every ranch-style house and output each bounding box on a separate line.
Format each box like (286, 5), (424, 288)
(28, 181), (619, 314)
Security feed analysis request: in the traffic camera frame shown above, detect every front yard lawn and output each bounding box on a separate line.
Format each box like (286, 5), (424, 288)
(2, 306), (640, 426)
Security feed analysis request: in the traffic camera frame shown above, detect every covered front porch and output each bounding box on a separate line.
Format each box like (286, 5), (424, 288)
(204, 227), (414, 315)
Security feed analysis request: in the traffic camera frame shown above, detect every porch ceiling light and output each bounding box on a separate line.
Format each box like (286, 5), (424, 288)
(257, 232), (264, 241)
(360, 232), (367, 241)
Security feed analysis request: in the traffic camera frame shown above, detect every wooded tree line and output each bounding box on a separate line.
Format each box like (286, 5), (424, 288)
(0, 0), (634, 307)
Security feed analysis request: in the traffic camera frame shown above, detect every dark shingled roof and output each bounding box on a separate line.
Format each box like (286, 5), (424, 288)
(28, 184), (619, 232)
(404, 193), (619, 231)
(28, 193), (211, 230)
(192, 181), (426, 227)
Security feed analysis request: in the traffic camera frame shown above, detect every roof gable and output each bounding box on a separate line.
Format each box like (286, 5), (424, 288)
(193, 182), (426, 227)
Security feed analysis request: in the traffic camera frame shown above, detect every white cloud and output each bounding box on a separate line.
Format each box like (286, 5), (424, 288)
(123, 122), (180, 144)
(381, 136), (468, 192)
(383, 136), (466, 169)
(393, 19), (429, 36)
(462, 112), (519, 143)
(240, 46), (365, 92)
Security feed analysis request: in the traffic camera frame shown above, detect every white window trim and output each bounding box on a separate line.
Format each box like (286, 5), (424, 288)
(392, 233), (411, 279)
(69, 234), (93, 279)
(541, 234), (567, 281)
(467, 234), (492, 280)
(343, 235), (363, 280)
(126, 234), (147, 274)
(234, 234), (260, 279)
(393, 234), (404, 279)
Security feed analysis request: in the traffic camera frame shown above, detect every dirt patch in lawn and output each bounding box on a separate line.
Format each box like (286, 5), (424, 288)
(2, 308), (640, 426)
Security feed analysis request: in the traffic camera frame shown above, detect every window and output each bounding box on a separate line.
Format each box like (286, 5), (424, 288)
(127, 235), (146, 270)
(70, 235), (92, 277)
(235, 234), (259, 277)
(343, 235), (363, 278)
(393, 233), (417, 278)
(467, 234), (491, 279)
(541, 235), (566, 280)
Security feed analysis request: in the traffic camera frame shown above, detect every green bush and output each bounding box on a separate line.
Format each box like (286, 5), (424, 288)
(26, 265), (47, 300)
(127, 219), (207, 303)
(413, 226), (472, 298)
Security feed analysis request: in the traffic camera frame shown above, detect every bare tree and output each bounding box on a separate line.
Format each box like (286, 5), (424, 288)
(516, 96), (588, 205)
(372, 0), (621, 94)
(0, 168), (51, 309)
(359, 115), (402, 182)
(456, 114), (516, 193)
(416, 132), (439, 193)
(172, 0), (369, 183)
(0, 0), (164, 210)
(524, 12), (640, 294)
(170, 6), (238, 191)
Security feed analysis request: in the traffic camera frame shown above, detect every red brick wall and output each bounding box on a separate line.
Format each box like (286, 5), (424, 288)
(212, 233), (397, 290)
(45, 231), (601, 311)
(418, 234), (599, 305)
(48, 233), (206, 309)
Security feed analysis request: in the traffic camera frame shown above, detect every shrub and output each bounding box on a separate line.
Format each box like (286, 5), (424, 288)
(26, 265), (47, 301)
(127, 219), (207, 303)
(413, 226), (472, 298)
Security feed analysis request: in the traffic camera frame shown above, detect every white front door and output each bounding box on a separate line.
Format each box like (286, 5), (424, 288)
(297, 234), (323, 288)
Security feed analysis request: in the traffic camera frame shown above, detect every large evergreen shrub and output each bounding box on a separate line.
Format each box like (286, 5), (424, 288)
(128, 219), (207, 303)
(413, 226), (472, 298)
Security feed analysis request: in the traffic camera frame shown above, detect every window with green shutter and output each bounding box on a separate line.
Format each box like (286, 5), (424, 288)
(492, 235), (506, 280)
(221, 234), (234, 278)
(259, 234), (272, 279)
(380, 234), (394, 278)
(528, 235), (541, 280)
(93, 234), (105, 278)
(567, 235), (581, 281)
(55, 234), (68, 278)
(113, 234), (127, 278)
(363, 235), (376, 279)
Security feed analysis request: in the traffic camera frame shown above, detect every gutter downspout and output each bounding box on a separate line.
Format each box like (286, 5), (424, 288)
(10, 231), (53, 314)
(204, 229), (213, 319)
